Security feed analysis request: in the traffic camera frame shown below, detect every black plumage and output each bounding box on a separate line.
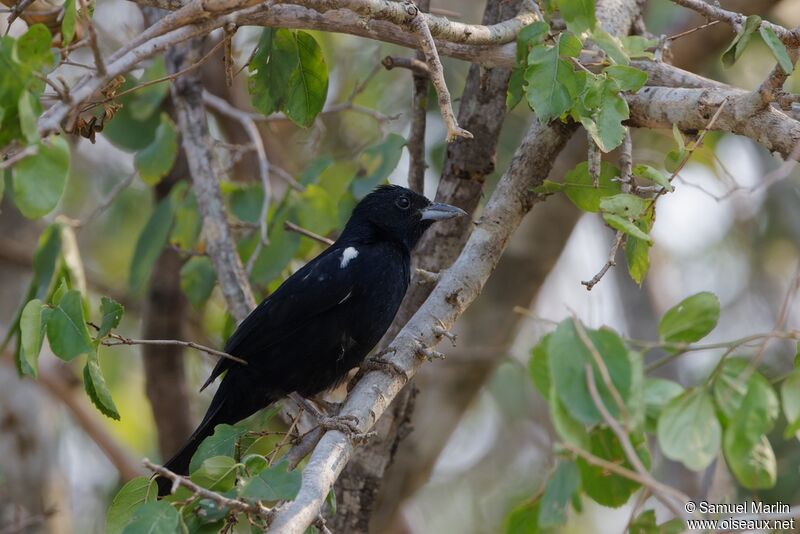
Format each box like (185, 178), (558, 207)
(157, 185), (465, 495)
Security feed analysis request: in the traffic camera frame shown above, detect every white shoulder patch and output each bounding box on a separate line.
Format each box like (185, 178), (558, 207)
(340, 247), (359, 268)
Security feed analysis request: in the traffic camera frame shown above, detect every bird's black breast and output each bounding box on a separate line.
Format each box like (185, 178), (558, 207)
(216, 240), (410, 399)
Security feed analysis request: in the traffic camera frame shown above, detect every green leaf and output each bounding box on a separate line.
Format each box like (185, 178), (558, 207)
(239, 461), (302, 502)
(557, 0), (596, 34)
(723, 433), (776, 490)
(577, 427), (650, 508)
(191, 456), (238, 492)
(657, 389), (720, 470)
(624, 213), (653, 285)
(60, 223), (87, 296)
(580, 81), (629, 152)
(603, 213), (652, 243)
(759, 26), (794, 75)
(18, 91), (39, 144)
(46, 289), (93, 360)
(16, 24), (54, 70)
(11, 136), (70, 218)
(562, 161), (622, 212)
(128, 58), (169, 121)
(632, 164), (673, 191)
(643, 378), (683, 432)
(61, 0), (77, 46)
(97, 296), (124, 340)
(284, 31), (329, 128)
(531, 180), (566, 194)
(242, 453), (269, 475)
(524, 33), (583, 123)
(658, 292), (720, 344)
(538, 460), (580, 528)
(180, 256), (217, 310)
(121, 501), (180, 534)
(591, 28), (629, 65)
(106, 477), (158, 534)
(549, 384), (590, 449)
(249, 28), (298, 116)
(604, 65), (647, 92)
(620, 36), (657, 59)
(134, 114), (178, 186)
(599, 193), (647, 219)
(83, 350), (120, 420)
(548, 320), (632, 425)
(128, 186), (183, 293)
(170, 191), (201, 250)
(528, 333), (551, 397)
(190, 424), (248, 473)
(629, 510), (685, 534)
(516, 21), (550, 62)
(351, 133), (405, 199)
(504, 499), (541, 534)
(19, 299), (45, 377)
(781, 368), (800, 441)
(721, 15), (761, 67)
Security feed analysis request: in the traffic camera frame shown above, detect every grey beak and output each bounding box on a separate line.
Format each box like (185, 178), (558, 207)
(420, 202), (468, 221)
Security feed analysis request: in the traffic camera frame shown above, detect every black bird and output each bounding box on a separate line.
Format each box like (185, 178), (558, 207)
(157, 185), (465, 495)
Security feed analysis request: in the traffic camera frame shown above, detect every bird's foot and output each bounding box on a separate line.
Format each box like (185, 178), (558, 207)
(319, 414), (376, 444)
(361, 349), (408, 382)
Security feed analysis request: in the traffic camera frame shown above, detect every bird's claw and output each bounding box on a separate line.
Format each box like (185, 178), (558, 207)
(361, 352), (408, 382)
(319, 415), (375, 443)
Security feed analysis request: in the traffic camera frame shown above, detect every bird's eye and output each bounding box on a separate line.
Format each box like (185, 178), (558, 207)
(395, 196), (411, 210)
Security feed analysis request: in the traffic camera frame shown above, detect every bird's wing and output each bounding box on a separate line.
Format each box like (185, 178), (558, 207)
(200, 246), (358, 391)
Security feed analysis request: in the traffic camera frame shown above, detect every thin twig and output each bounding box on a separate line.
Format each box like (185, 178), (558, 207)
(94, 326), (247, 364)
(581, 231), (625, 291)
(283, 221), (334, 246)
(78, 0), (106, 76)
(144, 459), (272, 517)
(665, 19), (720, 41)
(0, 144), (38, 170)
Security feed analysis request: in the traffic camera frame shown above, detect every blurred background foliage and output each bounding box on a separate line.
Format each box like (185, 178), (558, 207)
(2, 0), (800, 532)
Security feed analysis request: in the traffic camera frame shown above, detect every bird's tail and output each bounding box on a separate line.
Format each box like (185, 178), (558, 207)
(155, 399), (226, 497)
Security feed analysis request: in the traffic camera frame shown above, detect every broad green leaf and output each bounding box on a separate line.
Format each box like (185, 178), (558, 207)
(180, 256), (217, 309)
(249, 28), (298, 116)
(18, 91), (39, 144)
(11, 136), (70, 218)
(657, 389), (720, 470)
(191, 456), (237, 492)
(632, 164), (673, 191)
(723, 432), (776, 489)
(580, 82), (629, 152)
(46, 289), (93, 360)
(129, 58), (169, 121)
(16, 24), (54, 70)
(121, 501), (180, 534)
(643, 378), (683, 432)
(604, 65), (647, 92)
(102, 92), (162, 151)
(528, 333), (551, 397)
(538, 460), (580, 528)
(226, 182), (264, 224)
(134, 114), (178, 186)
(624, 213), (653, 285)
(713, 358), (778, 431)
(562, 161), (622, 212)
(504, 499), (540, 534)
(591, 28), (629, 65)
(658, 292), (720, 344)
(128, 186), (183, 293)
(759, 26), (794, 75)
(170, 191), (201, 250)
(61, 0), (77, 46)
(284, 31), (329, 128)
(242, 453), (269, 475)
(549, 384), (590, 449)
(106, 477), (158, 534)
(577, 427), (650, 508)
(351, 133), (405, 199)
(299, 156), (334, 186)
(525, 34), (582, 122)
(781, 368), (800, 440)
(548, 320), (632, 425)
(84, 350), (120, 420)
(629, 510), (685, 534)
(97, 297), (123, 340)
(516, 21), (550, 63)
(721, 15), (761, 67)
(602, 213), (652, 243)
(557, 0), (596, 34)
(621, 36), (658, 59)
(19, 299), (45, 377)
(317, 160), (358, 203)
(189, 424), (248, 473)
(59, 224), (86, 296)
(599, 193), (647, 219)
(239, 461), (301, 502)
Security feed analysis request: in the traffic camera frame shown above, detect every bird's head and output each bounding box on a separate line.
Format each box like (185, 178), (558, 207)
(341, 185), (467, 250)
